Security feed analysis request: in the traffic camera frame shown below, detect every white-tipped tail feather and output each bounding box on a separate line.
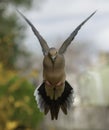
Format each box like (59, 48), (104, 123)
(34, 84), (45, 112)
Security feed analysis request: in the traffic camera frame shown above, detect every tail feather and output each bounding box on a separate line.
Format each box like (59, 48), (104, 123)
(61, 103), (67, 115)
(50, 101), (60, 120)
(50, 104), (54, 120)
(55, 105), (60, 120)
(34, 81), (74, 120)
(44, 104), (49, 115)
(50, 102), (56, 120)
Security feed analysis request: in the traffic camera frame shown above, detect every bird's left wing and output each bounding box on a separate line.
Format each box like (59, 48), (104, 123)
(58, 11), (96, 54)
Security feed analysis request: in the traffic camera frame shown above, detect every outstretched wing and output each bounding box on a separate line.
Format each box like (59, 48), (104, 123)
(58, 11), (96, 54)
(17, 10), (49, 55)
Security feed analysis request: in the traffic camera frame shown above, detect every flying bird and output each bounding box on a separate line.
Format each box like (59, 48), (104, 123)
(17, 10), (96, 120)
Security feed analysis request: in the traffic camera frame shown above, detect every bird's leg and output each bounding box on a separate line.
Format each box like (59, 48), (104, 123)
(56, 81), (64, 87)
(45, 80), (51, 87)
(53, 81), (65, 100)
(45, 80), (64, 100)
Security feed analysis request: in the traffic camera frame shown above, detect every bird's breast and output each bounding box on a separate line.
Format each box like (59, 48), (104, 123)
(43, 55), (66, 83)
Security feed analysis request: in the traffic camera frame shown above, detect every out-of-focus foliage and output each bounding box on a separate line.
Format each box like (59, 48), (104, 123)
(7, 0), (33, 7)
(0, 2), (24, 69)
(0, 0), (44, 130)
(0, 0), (40, 70)
(0, 63), (43, 130)
(0, 10), (23, 69)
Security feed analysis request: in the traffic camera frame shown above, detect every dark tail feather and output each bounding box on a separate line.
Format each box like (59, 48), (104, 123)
(44, 104), (49, 115)
(49, 101), (60, 120)
(34, 81), (74, 120)
(61, 102), (67, 115)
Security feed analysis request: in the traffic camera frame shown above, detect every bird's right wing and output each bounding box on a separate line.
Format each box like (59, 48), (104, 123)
(17, 10), (49, 55)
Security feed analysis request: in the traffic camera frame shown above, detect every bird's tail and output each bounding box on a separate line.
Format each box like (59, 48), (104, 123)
(34, 81), (74, 120)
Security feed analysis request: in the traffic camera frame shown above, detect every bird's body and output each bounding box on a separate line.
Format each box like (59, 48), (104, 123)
(43, 50), (66, 100)
(18, 10), (96, 120)
(43, 52), (65, 84)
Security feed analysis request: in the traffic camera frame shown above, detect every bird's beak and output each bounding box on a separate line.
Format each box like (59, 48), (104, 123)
(51, 55), (56, 61)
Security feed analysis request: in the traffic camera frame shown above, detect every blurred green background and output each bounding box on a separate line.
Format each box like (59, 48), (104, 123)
(0, 0), (109, 130)
(0, 0), (43, 130)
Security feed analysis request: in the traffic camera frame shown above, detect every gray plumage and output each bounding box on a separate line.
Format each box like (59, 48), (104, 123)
(18, 10), (96, 120)
(17, 10), (49, 55)
(58, 11), (96, 54)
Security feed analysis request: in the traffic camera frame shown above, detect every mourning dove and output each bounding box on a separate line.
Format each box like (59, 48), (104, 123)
(18, 10), (96, 120)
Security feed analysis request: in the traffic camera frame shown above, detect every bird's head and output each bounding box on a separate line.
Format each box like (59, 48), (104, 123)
(48, 48), (57, 62)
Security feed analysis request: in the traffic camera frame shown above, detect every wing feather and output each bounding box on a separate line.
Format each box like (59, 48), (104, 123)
(59, 11), (96, 54)
(17, 10), (49, 55)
